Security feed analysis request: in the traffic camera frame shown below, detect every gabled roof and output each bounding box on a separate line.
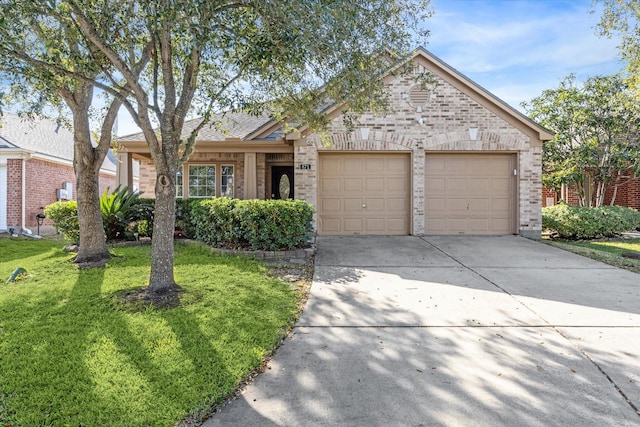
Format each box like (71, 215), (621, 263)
(285, 47), (553, 142)
(410, 47), (554, 141)
(0, 112), (116, 172)
(117, 47), (553, 146)
(118, 111), (274, 142)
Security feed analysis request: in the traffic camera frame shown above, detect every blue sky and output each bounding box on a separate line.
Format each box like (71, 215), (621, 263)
(424, 0), (623, 112)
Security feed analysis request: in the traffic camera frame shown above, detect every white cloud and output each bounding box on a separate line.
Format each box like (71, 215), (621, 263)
(425, 0), (624, 108)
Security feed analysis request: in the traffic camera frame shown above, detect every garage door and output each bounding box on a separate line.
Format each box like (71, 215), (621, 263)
(319, 153), (410, 235)
(425, 154), (516, 235)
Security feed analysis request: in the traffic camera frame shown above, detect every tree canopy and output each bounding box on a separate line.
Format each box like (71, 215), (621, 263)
(0, 0), (148, 265)
(0, 0), (432, 296)
(523, 74), (640, 207)
(596, 0), (640, 92)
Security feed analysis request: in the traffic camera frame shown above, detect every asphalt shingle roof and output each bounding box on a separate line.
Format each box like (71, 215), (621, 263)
(118, 111), (274, 142)
(0, 112), (116, 172)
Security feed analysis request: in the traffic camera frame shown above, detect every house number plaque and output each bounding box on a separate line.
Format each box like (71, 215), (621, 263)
(298, 164), (311, 170)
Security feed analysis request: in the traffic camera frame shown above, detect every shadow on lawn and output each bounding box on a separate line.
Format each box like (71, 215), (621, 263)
(1, 242), (297, 425)
(0, 238), (62, 265)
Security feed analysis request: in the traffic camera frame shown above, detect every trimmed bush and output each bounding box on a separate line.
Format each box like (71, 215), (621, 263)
(131, 198), (155, 237)
(44, 201), (79, 242)
(542, 204), (640, 239)
(175, 198), (200, 238)
(191, 198), (314, 250)
(191, 198), (242, 247)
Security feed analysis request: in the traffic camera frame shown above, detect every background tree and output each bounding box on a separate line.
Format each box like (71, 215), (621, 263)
(596, 0), (640, 92)
(523, 74), (640, 207)
(0, 1), (147, 266)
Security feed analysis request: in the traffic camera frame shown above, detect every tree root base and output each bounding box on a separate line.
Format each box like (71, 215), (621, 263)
(118, 283), (182, 309)
(72, 253), (112, 269)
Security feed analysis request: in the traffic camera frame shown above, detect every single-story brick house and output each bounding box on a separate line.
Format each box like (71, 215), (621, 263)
(116, 47), (553, 239)
(0, 113), (121, 235)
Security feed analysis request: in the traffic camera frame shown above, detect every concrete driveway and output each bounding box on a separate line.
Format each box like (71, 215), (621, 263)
(205, 236), (640, 426)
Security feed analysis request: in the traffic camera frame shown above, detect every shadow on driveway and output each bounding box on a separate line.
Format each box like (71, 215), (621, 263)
(205, 236), (640, 426)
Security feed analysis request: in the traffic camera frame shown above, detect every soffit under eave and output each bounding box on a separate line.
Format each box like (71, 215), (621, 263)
(118, 139), (292, 154)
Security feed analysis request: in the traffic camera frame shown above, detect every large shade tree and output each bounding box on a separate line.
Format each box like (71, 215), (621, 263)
(523, 74), (640, 207)
(0, 1), (148, 266)
(2, 0), (431, 297)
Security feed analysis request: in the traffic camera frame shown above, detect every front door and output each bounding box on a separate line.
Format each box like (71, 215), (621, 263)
(271, 166), (294, 199)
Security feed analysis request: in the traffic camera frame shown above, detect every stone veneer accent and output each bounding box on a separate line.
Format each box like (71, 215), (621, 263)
(294, 58), (543, 238)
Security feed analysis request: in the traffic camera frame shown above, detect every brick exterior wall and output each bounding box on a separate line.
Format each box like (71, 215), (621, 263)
(139, 153), (246, 199)
(138, 158), (156, 196)
(4, 157), (116, 230)
(295, 58), (543, 238)
(542, 187), (558, 207)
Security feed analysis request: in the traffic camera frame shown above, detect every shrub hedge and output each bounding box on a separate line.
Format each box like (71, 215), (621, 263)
(191, 198), (314, 250)
(542, 204), (640, 239)
(45, 197), (314, 250)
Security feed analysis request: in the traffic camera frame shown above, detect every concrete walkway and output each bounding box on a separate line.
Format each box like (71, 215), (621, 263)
(205, 236), (640, 426)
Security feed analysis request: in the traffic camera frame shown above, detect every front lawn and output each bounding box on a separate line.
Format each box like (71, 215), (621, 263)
(545, 238), (640, 274)
(0, 239), (300, 426)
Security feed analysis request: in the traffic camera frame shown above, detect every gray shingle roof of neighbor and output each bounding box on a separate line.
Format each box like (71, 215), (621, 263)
(0, 112), (116, 172)
(117, 111), (274, 142)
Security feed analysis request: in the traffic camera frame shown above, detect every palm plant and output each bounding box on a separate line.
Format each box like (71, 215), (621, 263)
(100, 185), (140, 241)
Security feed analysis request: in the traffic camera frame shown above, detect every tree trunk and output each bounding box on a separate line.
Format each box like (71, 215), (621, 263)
(147, 166), (179, 293)
(595, 181), (605, 208)
(609, 173), (624, 206)
(75, 162), (110, 264)
(71, 102), (110, 265)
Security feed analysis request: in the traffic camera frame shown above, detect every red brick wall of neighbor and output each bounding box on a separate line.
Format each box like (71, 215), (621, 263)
(542, 187), (557, 207)
(24, 158), (76, 227)
(6, 158), (117, 228)
(543, 178), (640, 209)
(98, 173), (117, 197)
(604, 179), (640, 209)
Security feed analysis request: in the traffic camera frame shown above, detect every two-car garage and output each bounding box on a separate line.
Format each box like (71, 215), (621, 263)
(317, 152), (517, 236)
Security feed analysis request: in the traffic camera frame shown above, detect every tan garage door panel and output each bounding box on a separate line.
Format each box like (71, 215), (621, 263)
(319, 153), (410, 235)
(425, 154), (516, 235)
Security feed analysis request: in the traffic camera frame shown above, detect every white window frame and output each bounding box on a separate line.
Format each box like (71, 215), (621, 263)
(188, 164), (216, 198)
(183, 163), (235, 198)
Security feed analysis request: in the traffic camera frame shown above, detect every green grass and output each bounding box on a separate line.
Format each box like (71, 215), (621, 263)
(546, 238), (640, 274)
(0, 238), (300, 426)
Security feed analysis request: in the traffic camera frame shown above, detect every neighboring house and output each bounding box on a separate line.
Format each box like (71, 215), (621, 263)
(543, 181), (640, 209)
(0, 113), (125, 235)
(116, 47), (553, 239)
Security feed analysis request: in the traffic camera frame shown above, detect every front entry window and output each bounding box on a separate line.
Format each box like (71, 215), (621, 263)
(189, 165), (216, 198)
(183, 164), (235, 198)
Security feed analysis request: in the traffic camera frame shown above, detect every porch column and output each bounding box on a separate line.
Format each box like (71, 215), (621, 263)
(244, 152), (257, 199)
(116, 152), (133, 189)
